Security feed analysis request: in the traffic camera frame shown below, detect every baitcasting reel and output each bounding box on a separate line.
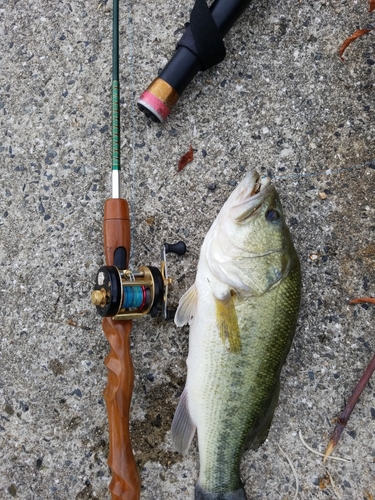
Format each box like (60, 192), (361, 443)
(91, 241), (186, 321)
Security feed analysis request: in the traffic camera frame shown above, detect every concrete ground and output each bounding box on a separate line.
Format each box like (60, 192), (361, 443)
(1, 0), (375, 498)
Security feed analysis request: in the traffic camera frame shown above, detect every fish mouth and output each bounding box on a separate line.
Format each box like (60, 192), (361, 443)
(250, 172), (271, 196)
(232, 172), (272, 222)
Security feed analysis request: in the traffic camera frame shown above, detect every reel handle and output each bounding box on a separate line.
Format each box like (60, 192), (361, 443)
(103, 198), (141, 500)
(164, 241), (186, 256)
(162, 240), (187, 320)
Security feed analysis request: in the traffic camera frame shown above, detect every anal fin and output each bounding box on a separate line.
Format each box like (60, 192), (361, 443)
(171, 388), (196, 455)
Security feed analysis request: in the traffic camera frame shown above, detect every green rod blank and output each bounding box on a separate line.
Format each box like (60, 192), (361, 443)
(112, 0), (120, 174)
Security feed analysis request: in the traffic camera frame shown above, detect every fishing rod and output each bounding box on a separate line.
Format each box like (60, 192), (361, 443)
(90, 2), (186, 498)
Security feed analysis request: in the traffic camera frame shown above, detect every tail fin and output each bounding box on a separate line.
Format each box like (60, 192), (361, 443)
(195, 483), (247, 500)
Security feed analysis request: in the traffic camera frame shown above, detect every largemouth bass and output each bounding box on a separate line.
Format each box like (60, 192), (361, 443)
(171, 171), (301, 500)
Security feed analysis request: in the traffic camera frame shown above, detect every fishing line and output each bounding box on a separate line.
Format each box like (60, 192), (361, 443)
(126, 0), (137, 264)
(272, 158), (375, 182)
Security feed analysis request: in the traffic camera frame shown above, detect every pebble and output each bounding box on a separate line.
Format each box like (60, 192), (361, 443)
(7, 484), (17, 497)
(168, 128), (178, 137)
(5, 405), (14, 415)
(346, 429), (356, 439)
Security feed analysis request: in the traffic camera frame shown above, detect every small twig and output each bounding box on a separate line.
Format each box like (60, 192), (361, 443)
(323, 297), (375, 461)
(339, 29), (373, 61)
(349, 297), (375, 305)
(66, 319), (91, 331)
(323, 351), (375, 461)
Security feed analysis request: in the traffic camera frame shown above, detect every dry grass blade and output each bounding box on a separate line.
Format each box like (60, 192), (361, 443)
(326, 469), (342, 499)
(298, 431), (351, 463)
(278, 444), (299, 500)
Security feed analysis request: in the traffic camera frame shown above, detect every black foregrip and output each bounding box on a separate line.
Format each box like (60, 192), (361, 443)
(138, 0), (252, 121)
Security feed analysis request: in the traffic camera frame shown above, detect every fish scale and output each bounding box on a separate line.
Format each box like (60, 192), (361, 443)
(197, 267), (300, 495)
(172, 171), (301, 499)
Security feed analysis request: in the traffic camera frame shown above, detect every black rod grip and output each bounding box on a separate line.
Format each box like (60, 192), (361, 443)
(137, 0), (252, 122)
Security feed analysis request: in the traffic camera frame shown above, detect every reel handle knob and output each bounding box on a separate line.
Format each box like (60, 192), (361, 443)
(161, 241), (186, 321)
(164, 241), (186, 256)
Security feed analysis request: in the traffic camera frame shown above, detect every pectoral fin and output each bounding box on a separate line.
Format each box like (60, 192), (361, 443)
(174, 284), (198, 327)
(216, 292), (241, 353)
(171, 388), (196, 455)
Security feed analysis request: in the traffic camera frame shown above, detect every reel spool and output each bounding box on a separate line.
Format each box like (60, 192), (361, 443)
(91, 241), (186, 321)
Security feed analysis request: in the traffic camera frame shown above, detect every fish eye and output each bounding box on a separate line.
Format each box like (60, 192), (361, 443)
(266, 209), (280, 223)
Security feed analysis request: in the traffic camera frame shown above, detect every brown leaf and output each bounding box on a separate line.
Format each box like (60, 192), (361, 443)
(145, 216), (155, 226)
(370, 0), (375, 13)
(177, 145), (194, 172)
(339, 29), (373, 60)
